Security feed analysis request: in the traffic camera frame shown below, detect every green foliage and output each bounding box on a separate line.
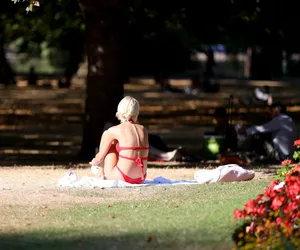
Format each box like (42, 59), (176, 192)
(275, 159), (295, 181)
(9, 0), (300, 76)
(6, 0), (84, 75)
(276, 165), (293, 181)
(11, 0), (38, 12)
(276, 141), (300, 181)
(293, 151), (300, 162)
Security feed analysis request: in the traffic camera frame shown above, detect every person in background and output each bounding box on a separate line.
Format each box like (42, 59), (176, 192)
(253, 86), (273, 106)
(27, 66), (37, 86)
(205, 48), (216, 78)
(237, 103), (296, 163)
(157, 73), (183, 93)
(58, 75), (71, 88)
(184, 74), (201, 95)
(234, 85), (273, 107)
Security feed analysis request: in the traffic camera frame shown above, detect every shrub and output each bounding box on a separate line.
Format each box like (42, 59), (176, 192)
(232, 166), (300, 249)
(275, 139), (300, 181)
(275, 159), (294, 181)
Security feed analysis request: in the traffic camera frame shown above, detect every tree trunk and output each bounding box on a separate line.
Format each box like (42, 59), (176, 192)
(0, 31), (15, 85)
(244, 47), (251, 78)
(77, 0), (125, 160)
(250, 45), (272, 80)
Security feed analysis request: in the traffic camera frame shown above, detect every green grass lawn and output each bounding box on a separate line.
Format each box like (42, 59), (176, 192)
(0, 179), (270, 250)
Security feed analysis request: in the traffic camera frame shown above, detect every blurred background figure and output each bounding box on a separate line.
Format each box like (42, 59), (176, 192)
(238, 103), (296, 163)
(157, 72), (183, 93)
(234, 85), (273, 107)
(214, 107), (238, 153)
(184, 74), (201, 95)
(202, 107), (238, 161)
(27, 66), (37, 86)
(58, 74), (71, 89)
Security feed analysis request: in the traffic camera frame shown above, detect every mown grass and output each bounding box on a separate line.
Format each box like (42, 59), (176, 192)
(0, 179), (270, 250)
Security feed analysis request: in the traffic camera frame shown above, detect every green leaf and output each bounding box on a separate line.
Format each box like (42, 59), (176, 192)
(293, 151), (300, 161)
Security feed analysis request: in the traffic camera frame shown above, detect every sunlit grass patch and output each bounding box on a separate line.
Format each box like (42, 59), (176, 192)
(0, 180), (270, 249)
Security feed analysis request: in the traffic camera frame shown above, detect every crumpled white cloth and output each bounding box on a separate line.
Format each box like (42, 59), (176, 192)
(194, 164), (255, 184)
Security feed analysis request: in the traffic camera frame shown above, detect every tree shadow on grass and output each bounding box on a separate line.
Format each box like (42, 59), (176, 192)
(0, 231), (232, 250)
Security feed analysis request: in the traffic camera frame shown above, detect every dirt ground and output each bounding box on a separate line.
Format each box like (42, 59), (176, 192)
(0, 165), (276, 208)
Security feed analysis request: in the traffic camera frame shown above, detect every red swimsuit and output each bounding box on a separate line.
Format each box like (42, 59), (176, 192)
(115, 121), (149, 184)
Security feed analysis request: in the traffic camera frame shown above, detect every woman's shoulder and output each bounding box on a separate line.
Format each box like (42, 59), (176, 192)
(104, 125), (121, 136)
(136, 123), (148, 133)
(111, 122), (148, 132)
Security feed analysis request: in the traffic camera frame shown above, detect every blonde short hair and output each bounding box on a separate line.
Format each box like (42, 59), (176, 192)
(116, 96), (140, 122)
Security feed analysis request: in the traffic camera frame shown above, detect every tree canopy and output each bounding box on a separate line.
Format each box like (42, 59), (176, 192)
(6, 0), (300, 76)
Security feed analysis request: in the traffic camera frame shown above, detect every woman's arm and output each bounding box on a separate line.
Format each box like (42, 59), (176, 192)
(90, 129), (116, 165)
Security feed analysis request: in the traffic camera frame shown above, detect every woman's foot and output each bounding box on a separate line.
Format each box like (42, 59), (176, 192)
(90, 165), (105, 179)
(96, 174), (105, 180)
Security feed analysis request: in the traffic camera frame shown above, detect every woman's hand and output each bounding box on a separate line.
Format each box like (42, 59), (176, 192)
(267, 96), (273, 106)
(89, 158), (101, 166)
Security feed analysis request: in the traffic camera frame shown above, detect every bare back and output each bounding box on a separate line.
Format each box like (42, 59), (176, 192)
(110, 122), (149, 178)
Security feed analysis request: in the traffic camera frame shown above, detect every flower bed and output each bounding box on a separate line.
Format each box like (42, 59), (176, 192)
(232, 140), (300, 249)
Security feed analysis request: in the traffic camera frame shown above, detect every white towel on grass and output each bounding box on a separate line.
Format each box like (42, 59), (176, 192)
(57, 172), (197, 188)
(57, 164), (254, 188)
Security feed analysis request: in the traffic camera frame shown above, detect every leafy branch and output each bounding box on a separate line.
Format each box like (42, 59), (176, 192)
(11, 0), (40, 12)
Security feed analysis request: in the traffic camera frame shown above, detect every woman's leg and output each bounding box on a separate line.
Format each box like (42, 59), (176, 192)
(91, 145), (129, 181)
(90, 145), (118, 180)
(103, 145), (125, 180)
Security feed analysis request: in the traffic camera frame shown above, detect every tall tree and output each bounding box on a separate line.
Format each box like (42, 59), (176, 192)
(0, 0), (18, 85)
(77, 0), (125, 159)
(12, 0), (125, 160)
(0, 27), (15, 85)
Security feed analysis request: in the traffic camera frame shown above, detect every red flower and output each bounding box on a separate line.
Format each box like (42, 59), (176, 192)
(293, 139), (300, 147)
(285, 227), (293, 237)
(256, 205), (266, 215)
(233, 209), (247, 219)
(286, 183), (300, 198)
(264, 187), (276, 198)
(271, 196), (285, 210)
(285, 174), (300, 183)
(283, 221), (292, 228)
(281, 159), (292, 166)
(283, 201), (299, 214)
(276, 217), (282, 225)
(245, 199), (257, 214)
(293, 164), (300, 172)
(256, 194), (267, 203)
(269, 179), (280, 187)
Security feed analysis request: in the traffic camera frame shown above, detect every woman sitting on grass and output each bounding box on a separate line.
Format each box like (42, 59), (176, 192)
(89, 96), (149, 184)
